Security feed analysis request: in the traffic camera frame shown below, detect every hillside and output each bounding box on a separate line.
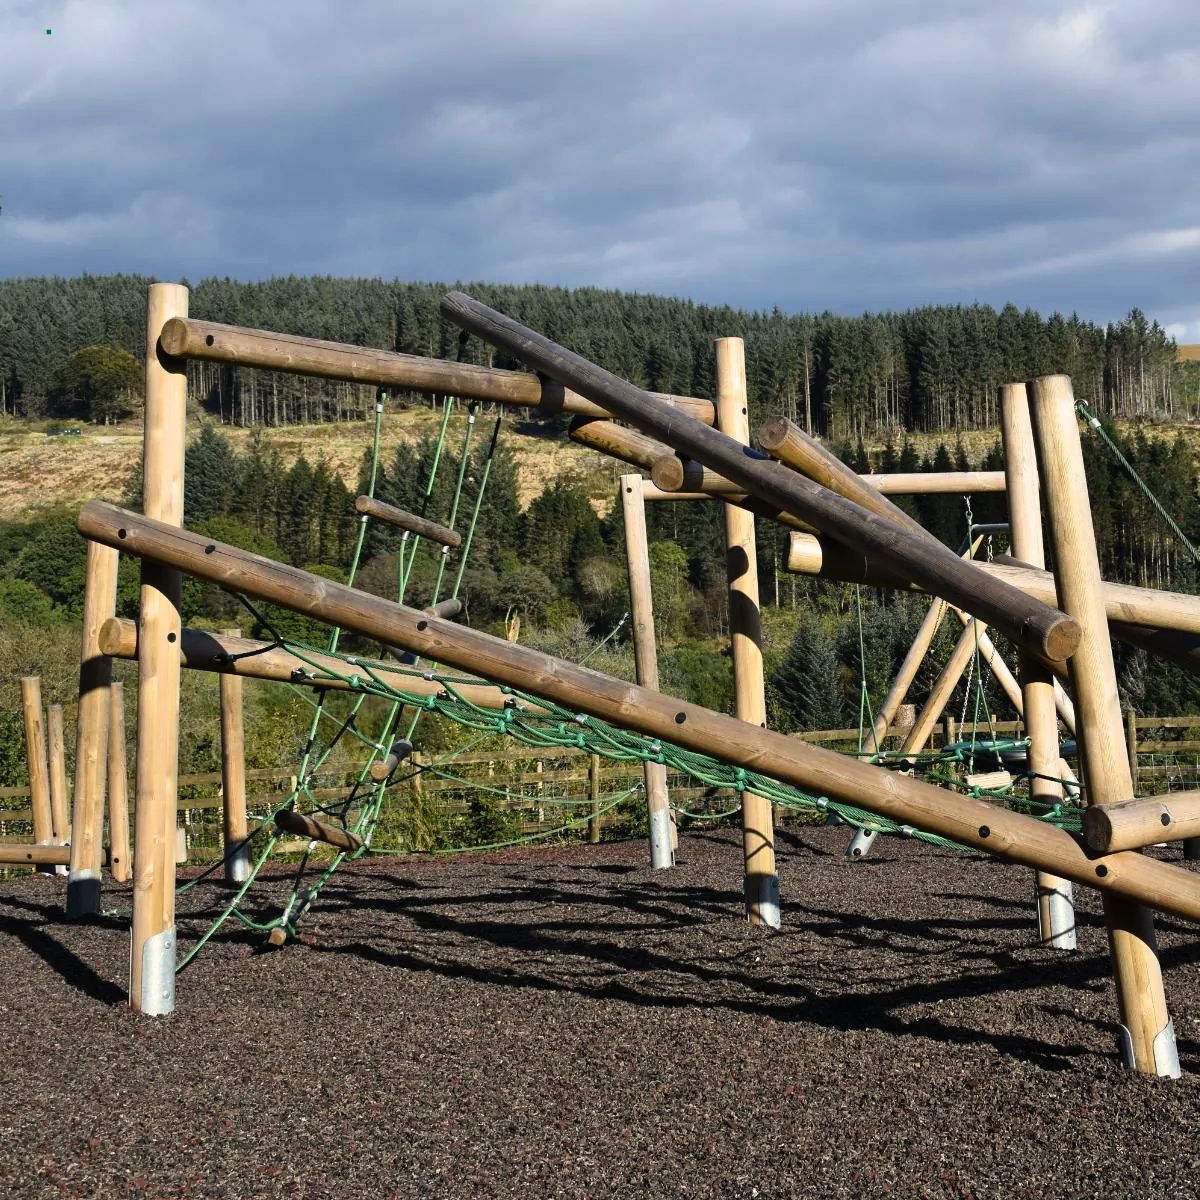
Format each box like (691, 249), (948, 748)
(4, 404), (1197, 527)
(0, 408), (610, 522)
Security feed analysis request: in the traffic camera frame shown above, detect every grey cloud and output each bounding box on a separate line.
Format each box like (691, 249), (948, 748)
(1, 0), (1198, 331)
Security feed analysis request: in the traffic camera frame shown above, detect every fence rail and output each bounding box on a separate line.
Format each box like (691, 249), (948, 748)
(3, 715), (1198, 860)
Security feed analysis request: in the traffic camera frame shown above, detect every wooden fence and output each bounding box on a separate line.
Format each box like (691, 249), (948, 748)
(2, 716), (1198, 861)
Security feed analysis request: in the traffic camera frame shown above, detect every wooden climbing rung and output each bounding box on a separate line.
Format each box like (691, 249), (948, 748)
(354, 496), (462, 548)
(368, 739), (414, 783)
(273, 810), (364, 853)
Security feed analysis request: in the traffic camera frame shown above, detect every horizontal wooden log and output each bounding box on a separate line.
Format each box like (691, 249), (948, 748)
(568, 417), (674, 469)
(0, 843), (72, 866)
(273, 809), (364, 853)
(651, 455), (739, 495)
(1083, 791), (1200, 854)
(158, 317), (716, 424)
(640, 482), (722, 502)
(784, 533), (1200, 671)
(76, 501), (1200, 925)
(439, 292), (1078, 663)
(1094, 620), (1200, 675)
(574, 422), (810, 530)
(861, 471), (1006, 495)
(98, 617), (532, 711)
(652, 455), (1005, 499)
(354, 497), (461, 547)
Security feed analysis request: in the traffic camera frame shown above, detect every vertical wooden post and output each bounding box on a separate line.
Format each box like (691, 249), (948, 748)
(1031, 373), (1177, 1076)
(1125, 709), (1138, 790)
(47, 704), (70, 876)
(21, 678), (55, 875)
(715, 338), (778, 927)
(619, 473), (674, 868)
(67, 540), (119, 916)
(219, 629), (250, 884)
(943, 715), (957, 747)
(130, 282), (188, 1016)
(1000, 382), (1076, 949)
(107, 682), (131, 884)
(588, 753), (601, 844)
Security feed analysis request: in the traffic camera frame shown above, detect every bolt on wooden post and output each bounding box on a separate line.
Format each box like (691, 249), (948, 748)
(619, 474), (674, 868)
(67, 540), (119, 916)
(1000, 382), (1076, 950)
(715, 338), (779, 927)
(1030, 373), (1177, 1076)
(130, 282), (188, 1015)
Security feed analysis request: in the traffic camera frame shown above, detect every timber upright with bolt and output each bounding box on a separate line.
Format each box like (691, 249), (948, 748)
(67, 540), (119, 916)
(129, 282), (189, 1015)
(1030, 374), (1177, 1076)
(999, 382), (1076, 950)
(715, 338), (779, 927)
(619, 473), (674, 868)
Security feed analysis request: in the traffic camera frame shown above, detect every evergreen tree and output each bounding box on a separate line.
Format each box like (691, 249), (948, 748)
(769, 619), (846, 732)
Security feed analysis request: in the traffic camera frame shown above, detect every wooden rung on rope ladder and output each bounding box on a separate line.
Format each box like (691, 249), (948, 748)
(273, 809), (364, 853)
(354, 496), (462, 548)
(368, 739), (414, 782)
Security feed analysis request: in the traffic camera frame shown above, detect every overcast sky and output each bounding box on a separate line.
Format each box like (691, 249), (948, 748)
(3, 0), (1199, 338)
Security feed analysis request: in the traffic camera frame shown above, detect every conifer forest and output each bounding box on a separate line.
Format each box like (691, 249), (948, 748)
(1, 274), (1197, 792)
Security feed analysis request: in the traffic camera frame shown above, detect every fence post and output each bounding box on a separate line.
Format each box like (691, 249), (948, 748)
(588, 753), (601, 844)
(1125, 709), (1138, 790)
(21, 678), (54, 875)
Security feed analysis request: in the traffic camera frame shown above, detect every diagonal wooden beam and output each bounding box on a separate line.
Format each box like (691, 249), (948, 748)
(75, 499), (1200, 927)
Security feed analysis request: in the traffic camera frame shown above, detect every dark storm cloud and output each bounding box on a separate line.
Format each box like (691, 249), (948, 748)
(2, 0), (1198, 336)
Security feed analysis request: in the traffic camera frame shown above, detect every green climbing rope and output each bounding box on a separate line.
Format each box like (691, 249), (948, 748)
(1078, 399), (1200, 567)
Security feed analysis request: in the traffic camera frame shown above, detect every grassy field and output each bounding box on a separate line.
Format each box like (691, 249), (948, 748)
(2, 407), (1196, 524)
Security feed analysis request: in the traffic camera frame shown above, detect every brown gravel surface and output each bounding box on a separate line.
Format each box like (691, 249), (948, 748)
(2, 827), (1199, 1199)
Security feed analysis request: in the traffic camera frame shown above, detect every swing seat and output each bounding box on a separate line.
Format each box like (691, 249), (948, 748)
(945, 738), (1077, 772)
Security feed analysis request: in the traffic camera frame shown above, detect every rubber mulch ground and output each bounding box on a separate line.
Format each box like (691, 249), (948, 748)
(2, 826), (1199, 1199)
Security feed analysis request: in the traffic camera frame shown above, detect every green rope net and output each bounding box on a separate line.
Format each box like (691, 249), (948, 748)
(172, 400), (1087, 971)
